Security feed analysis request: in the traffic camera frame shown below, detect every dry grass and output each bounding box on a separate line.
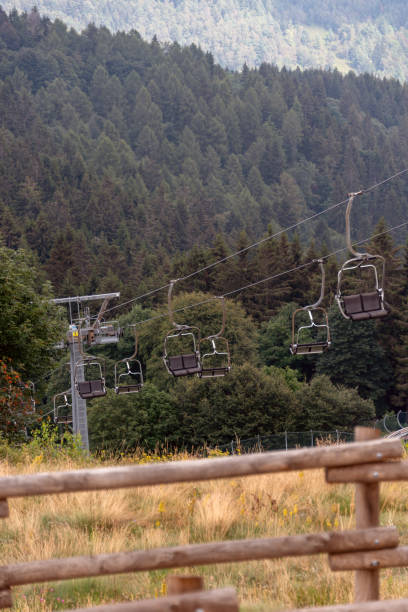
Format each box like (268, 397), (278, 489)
(1, 452), (408, 611)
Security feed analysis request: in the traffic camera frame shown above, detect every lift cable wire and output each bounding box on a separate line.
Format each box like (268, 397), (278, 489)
(123, 219), (408, 329)
(33, 219), (408, 423)
(103, 167), (408, 317)
(33, 217), (408, 391)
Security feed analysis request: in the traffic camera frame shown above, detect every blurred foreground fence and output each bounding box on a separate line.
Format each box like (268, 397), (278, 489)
(1, 427), (408, 611)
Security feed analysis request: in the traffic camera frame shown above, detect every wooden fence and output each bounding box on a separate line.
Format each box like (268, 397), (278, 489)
(1, 426), (408, 611)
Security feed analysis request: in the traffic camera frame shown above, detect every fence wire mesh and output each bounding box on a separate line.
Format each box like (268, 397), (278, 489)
(218, 430), (354, 454)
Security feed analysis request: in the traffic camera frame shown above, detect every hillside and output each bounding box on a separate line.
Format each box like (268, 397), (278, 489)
(1, 1), (408, 79)
(1, 8), (408, 300)
(2, 9), (408, 432)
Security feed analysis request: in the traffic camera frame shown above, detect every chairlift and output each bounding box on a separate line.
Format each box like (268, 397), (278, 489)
(199, 296), (231, 378)
(53, 390), (72, 426)
(75, 329), (107, 400)
(89, 319), (121, 345)
(114, 328), (144, 394)
(290, 259), (331, 355)
(336, 192), (388, 321)
(163, 279), (202, 377)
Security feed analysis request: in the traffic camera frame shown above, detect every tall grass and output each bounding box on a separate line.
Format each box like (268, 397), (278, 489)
(1, 442), (408, 611)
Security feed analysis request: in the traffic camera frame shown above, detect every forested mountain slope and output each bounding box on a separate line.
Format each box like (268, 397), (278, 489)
(1, 9), (408, 303)
(3, 10), (408, 440)
(1, 1), (408, 80)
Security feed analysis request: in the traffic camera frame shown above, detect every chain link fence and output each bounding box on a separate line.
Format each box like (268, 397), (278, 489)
(218, 430), (354, 454)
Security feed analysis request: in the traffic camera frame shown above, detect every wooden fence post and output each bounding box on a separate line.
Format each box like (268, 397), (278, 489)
(0, 569), (12, 609)
(0, 500), (9, 519)
(166, 575), (204, 596)
(354, 427), (380, 603)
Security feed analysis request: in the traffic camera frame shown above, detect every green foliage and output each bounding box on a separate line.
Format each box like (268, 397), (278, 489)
(168, 362), (301, 447)
(0, 420), (85, 463)
(87, 384), (176, 451)
(0, 246), (64, 381)
(294, 374), (375, 430)
(316, 308), (392, 416)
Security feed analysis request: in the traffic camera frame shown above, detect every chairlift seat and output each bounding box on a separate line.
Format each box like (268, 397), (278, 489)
(56, 417), (72, 425)
(77, 380), (107, 399)
(343, 292), (388, 321)
(115, 384), (143, 394)
(167, 354), (201, 377)
(200, 367), (230, 378)
(290, 342), (330, 355)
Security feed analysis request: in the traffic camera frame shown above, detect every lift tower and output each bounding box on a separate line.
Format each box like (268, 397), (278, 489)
(52, 293), (120, 450)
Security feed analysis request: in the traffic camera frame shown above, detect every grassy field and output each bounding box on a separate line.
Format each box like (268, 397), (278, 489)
(1, 444), (408, 611)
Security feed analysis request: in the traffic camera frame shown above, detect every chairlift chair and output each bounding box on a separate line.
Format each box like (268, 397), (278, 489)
(114, 328), (144, 394)
(290, 259), (331, 355)
(336, 192), (388, 321)
(199, 296), (231, 378)
(75, 329), (107, 399)
(163, 279), (202, 377)
(53, 390), (72, 426)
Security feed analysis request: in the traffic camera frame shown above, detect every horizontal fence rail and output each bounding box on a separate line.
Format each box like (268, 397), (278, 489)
(326, 460), (408, 483)
(0, 528), (398, 587)
(65, 587), (239, 612)
(284, 598), (408, 612)
(329, 545), (408, 571)
(0, 439), (401, 504)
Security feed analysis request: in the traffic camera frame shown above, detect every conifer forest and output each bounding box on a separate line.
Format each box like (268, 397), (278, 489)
(2, 7), (408, 450)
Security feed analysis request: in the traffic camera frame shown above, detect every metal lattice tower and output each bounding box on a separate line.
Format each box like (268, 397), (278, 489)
(52, 293), (120, 450)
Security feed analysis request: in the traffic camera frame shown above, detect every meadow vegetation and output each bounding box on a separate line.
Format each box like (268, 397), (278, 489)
(1, 435), (408, 611)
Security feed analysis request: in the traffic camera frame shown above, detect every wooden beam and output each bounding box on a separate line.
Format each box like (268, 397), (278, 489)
(64, 588), (239, 612)
(354, 427), (380, 602)
(327, 460), (408, 484)
(0, 439), (401, 500)
(330, 546), (408, 572)
(1, 528), (398, 587)
(281, 597), (408, 611)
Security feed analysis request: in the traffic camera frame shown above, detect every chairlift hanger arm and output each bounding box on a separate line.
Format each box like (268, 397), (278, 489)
(345, 190), (370, 259)
(206, 296), (227, 339)
(168, 279), (190, 330)
(91, 297), (111, 331)
(302, 259), (326, 311)
(119, 327), (139, 363)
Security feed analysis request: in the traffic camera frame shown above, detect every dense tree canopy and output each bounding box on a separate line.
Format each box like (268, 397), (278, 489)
(0, 10), (407, 447)
(0, 246), (63, 381)
(2, 2), (408, 78)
